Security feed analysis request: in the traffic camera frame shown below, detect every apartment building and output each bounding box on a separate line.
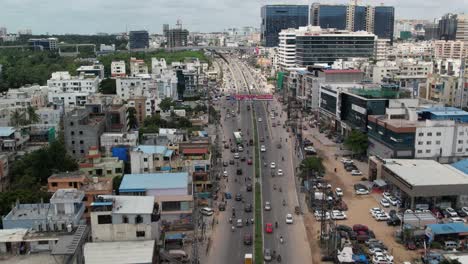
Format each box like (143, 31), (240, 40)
(79, 147), (124, 178)
(130, 145), (181, 174)
(456, 14), (468, 45)
(118, 172), (193, 231)
(129, 57), (148, 76)
(277, 29), (297, 68)
(420, 75), (459, 106)
(47, 71), (99, 108)
(90, 195), (159, 242)
(77, 64), (105, 79)
(0, 127), (30, 151)
(0, 85), (49, 126)
(111, 61), (126, 77)
(100, 132), (138, 157)
(47, 171), (113, 220)
(434, 40), (468, 59)
(63, 109), (106, 159)
(115, 77), (155, 100)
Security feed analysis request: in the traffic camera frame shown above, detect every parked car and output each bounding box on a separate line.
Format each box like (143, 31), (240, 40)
(200, 207), (214, 216)
(218, 203), (225, 211)
(336, 225), (353, 232)
(449, 217), (466, 223)
(336, 200), (348, 211)
(380, 198), (391, 207)
(456, 208), (467, 217)
(331, 210), (347, 220)
(386, 215), (401, 226)
(445, 207), (458, 217)
(382, 192), (393, 200)
(355, 188), (370, 195)
(375, 213), (390, 221)
(335, 188), (343, 197)
(388, 197), (399, 206)
(351, 170), (362, 176)
(352, 224), (368, 232)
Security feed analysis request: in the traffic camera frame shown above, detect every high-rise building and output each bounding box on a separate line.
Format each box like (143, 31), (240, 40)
(0, 27), (6, 36)
(129, 30), (149, 50)
(164, 22), (189, 48)
(373, 6), (395, 41)
(439, 13), (458, 41)
(424, 23), (439, 40)
(456, 14), (468, 45)
(310, 3), (395, 42)
(261, 5), (309, 47)
(28, 38), (58, 51)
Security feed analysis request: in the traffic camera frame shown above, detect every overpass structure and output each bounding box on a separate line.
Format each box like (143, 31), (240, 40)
(131, 45), (257, 52)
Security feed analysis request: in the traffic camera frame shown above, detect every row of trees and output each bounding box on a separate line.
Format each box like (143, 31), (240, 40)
(9, 106), (40, 127)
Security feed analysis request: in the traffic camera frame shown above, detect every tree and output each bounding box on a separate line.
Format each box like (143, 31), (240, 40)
(159, 98), (175, 111)
(127, 107), (138, 129)
(9, 109), (26, 127)
(99, 78), (116, 94)
(26, 106), (40, 124)
(344, 130), (368, 156)
(299, 157), (324, 180)
(176, 117), (192, 129)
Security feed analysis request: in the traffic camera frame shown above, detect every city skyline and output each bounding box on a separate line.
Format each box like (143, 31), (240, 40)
(0, 0), (467, 34)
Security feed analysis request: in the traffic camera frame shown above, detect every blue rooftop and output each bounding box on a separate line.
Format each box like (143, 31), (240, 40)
(451, 159), (468, 174)
(427, 223), (468, 235)
(419, 107), (468, 116)
(0, 127), (15, 137)
(134, 145), (168, 155)
(119, 172), (188, 192)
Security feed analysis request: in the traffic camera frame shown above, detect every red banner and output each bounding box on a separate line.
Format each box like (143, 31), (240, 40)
(234, 94), (273, 101)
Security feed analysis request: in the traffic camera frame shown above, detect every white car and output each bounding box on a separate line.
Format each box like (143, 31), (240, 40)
(369, 247), (388, 256)
(462, 207), (468, 214)
(340, 158), (353, 164)
(223, 170), (228, 177)
(331, 210), (347, 220)
(238, 146), (244, 152)
(445, 207), (458, 217)
(270, 115), (275, 119)
(304, 146), (316, 153)
(258, 118), (262, 122)
(234, 153), (240, 159)
(382, 192), (392, 200)
(270, 162), (276, 169)
(277, 169), (283, 176)
(314, 210), (330, 221)
(388, 197), (399, 206)
(260, 145), (266, 152)
(351, 170), (362, 176)
(355, 188), (369, 195)
(380, 198), (391, 207)
(370, 207), (384, 216)
(335, 188), (343, 197)
(200, 207), (214, 216)
(375, 213), (389, 221)
(450, 217), (466, 223)
(264, 201), (271, 211)
(286, 214), (293, 224)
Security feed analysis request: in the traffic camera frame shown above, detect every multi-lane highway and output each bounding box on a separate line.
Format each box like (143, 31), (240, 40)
(204, 55), (312, 264)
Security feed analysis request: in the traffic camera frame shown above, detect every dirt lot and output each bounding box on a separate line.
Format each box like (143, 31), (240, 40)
(302, 128), (420, 263)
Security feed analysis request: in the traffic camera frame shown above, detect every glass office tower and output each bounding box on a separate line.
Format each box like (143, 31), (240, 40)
(261, 5), (308, 47)
(317, 5), (347, 30)
(354, 6), (367, 31)
(373, 6), (395, 40)
(129, 30), (149, 50)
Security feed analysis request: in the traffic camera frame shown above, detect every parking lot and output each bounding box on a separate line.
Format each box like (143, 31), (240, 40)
(302, 126), (421, 263)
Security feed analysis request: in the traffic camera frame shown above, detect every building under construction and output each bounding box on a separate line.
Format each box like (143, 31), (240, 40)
(164, 21), (189, 48)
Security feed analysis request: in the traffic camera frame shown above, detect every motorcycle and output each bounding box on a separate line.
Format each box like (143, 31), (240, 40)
(277, 255), (282, 262)
(231, 226), (235, 232)
(280, 236), (284, 244)
(229, 217), (232, 223)
(282, 200), (286, 206)
(279, 187), (282, 192)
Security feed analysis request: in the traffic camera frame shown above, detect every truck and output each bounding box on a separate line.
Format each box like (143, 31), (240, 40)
(244, 253), (253, 264)
(233, 131), (243, 144)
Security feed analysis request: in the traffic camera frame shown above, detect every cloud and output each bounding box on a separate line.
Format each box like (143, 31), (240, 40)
(0, 0), (466, 34)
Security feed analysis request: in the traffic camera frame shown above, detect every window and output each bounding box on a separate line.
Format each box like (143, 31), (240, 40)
(418, 142), (423, 145)
(80, 149), (84, 154)
(116, 168), (122, 173)
(427, 132), (432, 136)
(458, 148), (463, 152)
(436, 141), (441, 145)
(426, 149), (431, 153)
(51, 182), (58, 187)
(136, 231), (145, 237)
(418, 133), (423, 136)
(460, 132), (465, 136)
(123, 215), (128, 223)
(436, 132), (441, 136)
(69, 182), (73, 187)
(71, 141), (75, 145)
(72, 150), (76, 154)
(71, 131), (75, 135)
(143, 158), (148, 162)
(79, 131), (83, 135)
(107, 170), (112, 175)
(459, 140), (463, 144)
(144, 168), (149, 172)
(80, 140), (84, 144)
(426, 141), (431, 145)
(97, 215), (112, 224)
(135, 215), (143, 224)
(417, 150), (423, 154)
(70, 122), (74, 126)
(38, 240), (49, 245)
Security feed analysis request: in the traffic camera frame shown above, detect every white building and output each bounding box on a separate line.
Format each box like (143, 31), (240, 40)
(77, 64), (105, 79)
(111, 61), (126, 77)
(90, 195), (159, 242)
(129, 57), (148, 77)
(433, 40), (468, 59)
(84, 240), (155, 264)
(277, 29), (297, 68)
(47, 71), (99, 94)
(100, 44), (115, 52)
(456, 14), (468, 45)
(374, 39), (390, 61)
(115, 77), (155, 100)
(100, 132), (139, 156)
(129, 145), (177, 174)
(151, 58), (168, 75)
(0, 85), (49, 126)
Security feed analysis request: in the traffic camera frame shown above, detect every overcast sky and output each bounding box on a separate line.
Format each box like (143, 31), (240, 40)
(1, 0), (467, 34)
